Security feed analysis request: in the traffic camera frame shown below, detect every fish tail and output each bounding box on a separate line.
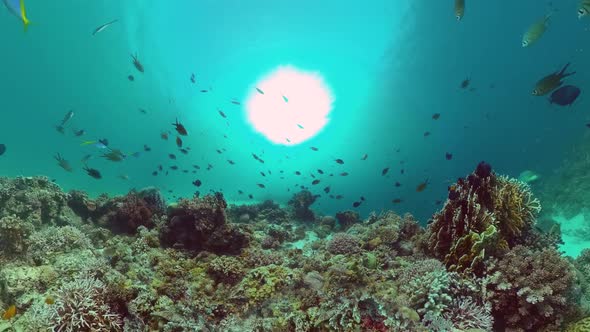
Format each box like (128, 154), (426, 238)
(559, 62), (571, 75)
(19, 0), (30, 31)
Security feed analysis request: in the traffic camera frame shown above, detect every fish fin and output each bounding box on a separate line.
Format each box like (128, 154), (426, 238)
(19, 0), (30, 31)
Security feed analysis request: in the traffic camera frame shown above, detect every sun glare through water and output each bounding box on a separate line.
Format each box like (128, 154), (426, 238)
(245, 65), (334, 145)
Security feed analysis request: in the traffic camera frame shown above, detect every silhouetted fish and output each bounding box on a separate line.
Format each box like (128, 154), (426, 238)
(382, 167), (389, 176)
(446, 152), (453, 160)
(0, 144), (5, 156)
(549, 85), (581, 106)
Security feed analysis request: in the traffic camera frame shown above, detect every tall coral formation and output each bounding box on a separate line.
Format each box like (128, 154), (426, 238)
(288, 190), (317, 221)
(159, 192), (249, 255)
(426, 161), (541, 276)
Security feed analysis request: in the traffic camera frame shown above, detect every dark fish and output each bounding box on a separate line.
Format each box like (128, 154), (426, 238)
(172, 119), (188, 136)
(0, 144), (6, 156)
(395, 182), (401, 187)
(324, 186), (330, 193)
(257, 183), (265, 188)
(200, 89), (209, 93)
(445, 152), (453, 160)
(128, 75), (134, 81)
(218, 109), (227, 118)
(158, 165), (163, 171)
(460, 77), (470, 89)
(170, 166), (179, 170)
(138, 108), (147, 114)
(248, 194), (253, 199)
(207, 164), (213, 170)
(310, 147), (319, 151)
(416, 179), (429, 192)
(297, 124), (304, 129)
(180, 148), (188, 154)
(256, 87), (265, 94)
(361, 154), (368, 160)
(131, 53), (144, 73)
(83, 166), (102, 179)
(312, 179), (320, 185)
(161, 132), (169, 140)
(190, 73), (196, 84)
(168, 154), (176, 160)
(286, 138), (291, 143)
(382, 167), (389, 176)
(192, 179), (202, 187)
(182, 170), (189, 173)
(238, 190), (244, 194)
(193, 165), (200, 169)
(73, 129), (85, 137)
(435, 200), (443, 205)
(92, 19), (118, 36)
(152, 171), (158, 176)
(335, 195), (343, 200)
(549, 85), (581, 106)
(230, 99), (241, 105)
(144, 145), (151, 152)
(335, 159), (344, 164)
(176, 136), (183, 148)
(295, 171), (301, 175)
(401, 169), (405, 174)
(352, 201), (361, 208)
(282, 95), (289, 103)
(586, 123), (590, 129)
(310, 174), (316, 179)
(317, 169), (324, 174)
(260, 172), (266, 177)
(424, 131), (431, 137)
(216, 149), (222, 154)
(340, 172), (349, 176)
(392, 198), (402, 204)
(228, 160), (235, 165)
(360, 196), (365, 201)
(432, 113), (441, 120)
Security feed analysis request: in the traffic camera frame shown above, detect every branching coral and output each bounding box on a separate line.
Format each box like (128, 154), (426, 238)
(326, 233), (362, 255)
(27, 225), (92, 264)
(427, 162), (541, 276)
(208, 255), (245, 284)
(335, 210), (360, 231)
(485, 245), (578, 331)
(50, 275), (122, 331)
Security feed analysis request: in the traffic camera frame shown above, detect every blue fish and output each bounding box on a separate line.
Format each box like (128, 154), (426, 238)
(549, 85), (581, 106)
(3, 0), (30, 30)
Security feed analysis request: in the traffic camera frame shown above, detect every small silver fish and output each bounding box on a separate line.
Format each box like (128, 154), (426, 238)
(522, 14), (551, 47)
(92, 19), (118, 36)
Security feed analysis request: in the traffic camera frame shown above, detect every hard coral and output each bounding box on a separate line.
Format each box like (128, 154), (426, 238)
(485, 245), (578, 331)
(327, 233), (362, 255)
(160, 192), (249, 255)
(51, 275), (122, 332)
(0, 176), (70, 226)
(427, 161), (541, 276)
(0, 214), (33, 255)
(288, 190), (317, 221)
(335, 210), (360, 231)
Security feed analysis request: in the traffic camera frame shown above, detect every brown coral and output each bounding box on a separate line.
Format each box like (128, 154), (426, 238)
(426, 162), (541, 276)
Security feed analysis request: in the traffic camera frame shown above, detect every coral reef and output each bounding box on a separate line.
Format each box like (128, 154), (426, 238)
(426, 161), (541, 276)
(0, 168), (584, 332)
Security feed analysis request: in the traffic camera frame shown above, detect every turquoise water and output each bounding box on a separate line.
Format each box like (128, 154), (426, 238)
(1, 0), (589, 222)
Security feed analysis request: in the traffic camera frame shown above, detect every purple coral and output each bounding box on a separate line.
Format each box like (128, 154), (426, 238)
(327, 233), (362, 255)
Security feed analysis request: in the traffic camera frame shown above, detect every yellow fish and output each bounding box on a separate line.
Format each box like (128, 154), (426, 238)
(3, 0), (30, 30)
(532, 63), (576, 96)
(455, 0), (465, 21)
(2, 305), (16, 320)
(579, 0), (590, 19)
(522, 14), (551, 47)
